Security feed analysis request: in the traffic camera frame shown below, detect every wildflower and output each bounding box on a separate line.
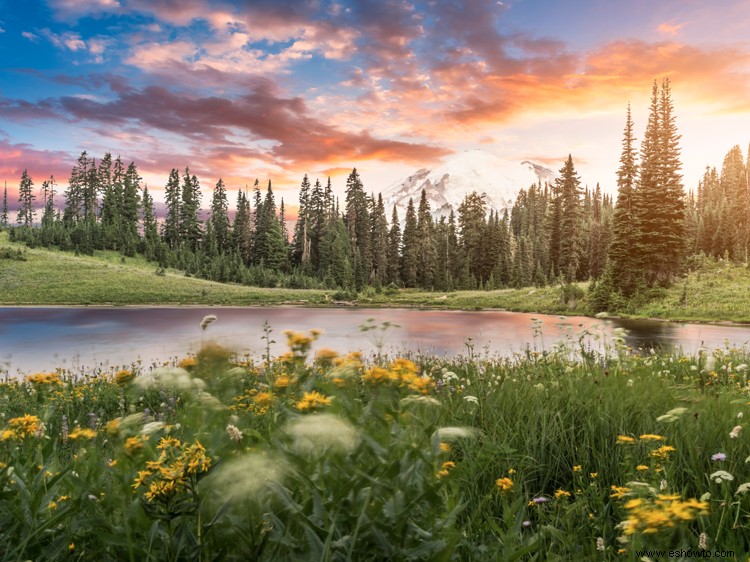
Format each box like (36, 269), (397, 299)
(68, 427), (97, 441)
(508, 468), (516, 475)
(314, 348), (339, 363)
(616, 435), (635, 444)
(140, 421), (165, 436)
(528, 497), (548, 506)
(295, 391), (333, 411)
(25, 372), (62, 385)
(572, 465), (582, 472)
(639, 434), (664, 441)
(698, 532), (708, 550)
(710, 470), (734, 484)
(439, 442), (451, 453)
(636, 465), (649, 472)
(627, 379), (633, 387)
(114, 370), (135, 386)
(177, 357), (197, 369)
(554, 489), (571, 500)
(463, 395), (478, 404)
(274, 375), (293, 388)
(660, 479), (668, 491)
(437, 461), (456, 479)
(610, 485), (630, 499)
(495, 477), (513, 492)
(651, 445), (676, 460)
(711, 452), (727, 461)
(729, 425), (742, 439)
(125, 435), (147, 455)
(656, 407), (688, 423)
(69, 543), (75, 552)
(596, 537), (605, 551)
(200, 314), (217, 330)
(285, 413), (358, 455)
(8, 414), (42, 438)
(735, 482), (750, 496)
(522, 520), (532, 528)
(738, 412), (744, 419)
(363, 366), (397, 385)
(226, 424), (243, 442)
(590, 472), (598, 479)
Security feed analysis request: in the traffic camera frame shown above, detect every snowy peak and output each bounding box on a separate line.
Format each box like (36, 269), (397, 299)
(383, 150), (555, 217)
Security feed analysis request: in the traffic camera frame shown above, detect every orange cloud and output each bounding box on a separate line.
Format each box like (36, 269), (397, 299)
(657, 21), (686, 36)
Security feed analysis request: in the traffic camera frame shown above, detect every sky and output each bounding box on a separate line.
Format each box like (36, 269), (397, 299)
(1, 0), (750, 212)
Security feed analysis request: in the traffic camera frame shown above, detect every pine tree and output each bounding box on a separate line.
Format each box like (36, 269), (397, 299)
(457, 192), (487, 286)
(2, 183), (9, 228)
(16, 169), (35, 227)
(209, 178), (230, 254)
(655, 78), (685, 280)
(609, 103), (639, 295)
(121, 162), (141, 254)
(162, 169), (181, 249)
(371, 193), (389, 285)
(401, 198), (418, 287)
(556, 155), (582, 281)
(231, 189), (253, 265)
(292, 175), (311, 267)
(416, 189), (436, 287)
(180, 169), (202, 252)
(720, 145), (748, 260)
(386, 205), (402, 285)
(41, 176), (57, 229)
(344, 168), (372, 288)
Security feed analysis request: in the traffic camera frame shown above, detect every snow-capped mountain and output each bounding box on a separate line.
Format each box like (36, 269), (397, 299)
(383, 150), (556, 217)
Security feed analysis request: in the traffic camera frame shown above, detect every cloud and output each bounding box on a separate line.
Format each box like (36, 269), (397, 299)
(0, 139), (72, 187)
(657, 21), (686, 36)
(21, 31), (39, 42)
(41, 28), (87, 51)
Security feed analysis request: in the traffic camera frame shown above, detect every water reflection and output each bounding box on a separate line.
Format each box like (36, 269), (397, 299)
(1, 307), (750, 375)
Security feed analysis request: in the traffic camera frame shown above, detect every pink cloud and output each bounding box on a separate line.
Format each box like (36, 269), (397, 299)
(657, 21), (686, 36)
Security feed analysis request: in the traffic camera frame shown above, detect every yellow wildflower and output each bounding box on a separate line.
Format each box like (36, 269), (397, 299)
(25, 372), (62, 385)
(115, 369), (135, 386)
(439, 442), (451, 452)
(572, 465), (582, 472)
(636, 465), (650, 472)
(274, 375), (293, 388)
(616, 435), (635, 444)
(177, 357), (197, 369)
(610, 485), (630, 499)
(295, 391), (333, 411)
(651, 445), (676, 460)
(590, 473), (598, 479)
(639, 434), (664, 441)
(495, 477), (514, 492)
(554, 489), (571, 500)
(68, 427), (97, 441)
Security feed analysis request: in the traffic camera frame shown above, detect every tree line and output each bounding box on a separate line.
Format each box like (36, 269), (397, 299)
(3, 78), (748, 306)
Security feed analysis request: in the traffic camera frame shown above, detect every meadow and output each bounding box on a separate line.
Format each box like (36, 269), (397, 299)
(1, 324), (749, 561)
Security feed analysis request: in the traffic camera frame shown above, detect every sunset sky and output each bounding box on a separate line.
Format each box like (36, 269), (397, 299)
(1, 0), (750, 210)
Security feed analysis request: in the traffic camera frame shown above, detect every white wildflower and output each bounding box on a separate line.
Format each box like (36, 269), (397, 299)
(659, 479), (668, 491)
(463, 395), (479, 404)
(656, 407), (688, 423)
(203, 453), (285, 504)
(285, 413), (358, 455)
(710, 470), (734, 484)
(730, 425), (742, 439)
(140, 421), (165, 436)
(200, 314), (218, 330)
(441, 370), (459, 382)
(596, 537), (605, 551)
(627, 379), (633, 387)
(705, 355), (715, 372)
(400, 395), (441, 407)
(698, 532), (708, 550)
(226, 424), (243, 442)
(736, 364), (748, 373)
(738, 412), (744, 419)
(735, 482), (750, 496)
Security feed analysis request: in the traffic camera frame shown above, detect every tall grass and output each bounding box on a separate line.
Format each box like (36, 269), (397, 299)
(1, 326), (749, 559)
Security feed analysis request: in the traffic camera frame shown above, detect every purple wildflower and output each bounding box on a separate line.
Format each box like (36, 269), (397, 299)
(711, 452), (727, 461)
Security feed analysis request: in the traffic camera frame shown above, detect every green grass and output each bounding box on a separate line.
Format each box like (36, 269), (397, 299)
(0, 232), (329, 306)
(1, 335), (749, 560)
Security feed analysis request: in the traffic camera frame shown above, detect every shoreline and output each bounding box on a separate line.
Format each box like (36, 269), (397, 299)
(3, 301), (750, 328)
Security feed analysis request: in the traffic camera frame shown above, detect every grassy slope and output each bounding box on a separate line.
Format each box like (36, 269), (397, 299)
(3, 231), (750, 322)
(0, 232), (328, 306)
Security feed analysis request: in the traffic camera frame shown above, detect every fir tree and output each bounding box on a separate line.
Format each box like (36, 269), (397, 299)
(401, 198), (418, 287)
(416, 189), (436, 287)
(386, 205), (402, 285)
(180, 169), (202, 252)
(292, 175), (311, 267)
(16, 169), (35, 227)
(371, 193), (389, 285)
(209, 178), (230, 254)
(162, 169), (181, 249)
(344, 168), (372, 288)
(557, 155), (583, 281)
(2, 183), (9, 228)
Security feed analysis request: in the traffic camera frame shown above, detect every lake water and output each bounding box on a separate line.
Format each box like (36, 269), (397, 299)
(2, 306), (750, 376)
